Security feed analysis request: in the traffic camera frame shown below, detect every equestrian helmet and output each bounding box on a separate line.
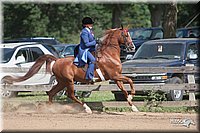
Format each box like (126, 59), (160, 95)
(82, 17), (94, 25)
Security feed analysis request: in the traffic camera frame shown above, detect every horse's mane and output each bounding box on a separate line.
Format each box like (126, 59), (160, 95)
(99, 28), (119, 46)
(96, 28), (120, 58)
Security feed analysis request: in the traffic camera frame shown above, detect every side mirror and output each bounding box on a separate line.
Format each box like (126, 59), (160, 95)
(126, 54), (134, 60)
(188, 53), (198, 60)
(15, 55), (25, 64)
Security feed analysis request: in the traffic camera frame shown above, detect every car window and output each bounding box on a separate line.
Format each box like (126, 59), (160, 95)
(188, 29), (200, 38)
(187, 43), (198, 59)
(53, 45), (65, 52)
(131, 29), (152, 40)
(1, 48), (14, 63)
(133, 43), (184, 59)
(15, 49), (28, 64)
(64, 46), (75, 55)
(43, 45), (59, 57)
(176, 30), (184, 38)
(29, 47), (44, 62)
(151, 30), (163, 39)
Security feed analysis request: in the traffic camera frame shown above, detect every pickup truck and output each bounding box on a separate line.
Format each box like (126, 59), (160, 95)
(113, 38), (199, 101)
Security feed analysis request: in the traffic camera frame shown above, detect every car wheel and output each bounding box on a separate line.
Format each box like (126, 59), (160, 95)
(0, 81), (18, 98)
(167, 77), (184, 101)
(112, 91), (127, 101)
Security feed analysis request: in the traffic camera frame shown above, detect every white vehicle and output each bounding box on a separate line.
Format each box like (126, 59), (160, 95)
(0, 42), (57, 98)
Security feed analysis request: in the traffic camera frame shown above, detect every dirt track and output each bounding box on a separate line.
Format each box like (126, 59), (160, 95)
(1, 101), (199, 132)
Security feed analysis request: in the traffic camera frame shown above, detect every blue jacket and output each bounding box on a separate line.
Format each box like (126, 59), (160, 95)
(74, 27), (96, 66)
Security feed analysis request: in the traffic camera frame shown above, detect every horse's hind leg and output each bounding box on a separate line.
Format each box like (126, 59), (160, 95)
(66, 81), (92, 114)
(47, 82), (65, 104)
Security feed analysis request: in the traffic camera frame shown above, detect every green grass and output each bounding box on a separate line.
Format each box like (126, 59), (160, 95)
(15, 91), (48, 101)
(103, 106), (197, 113)
(83, 91), (115, 102)
(8, 91), (199, 113)
(16, 91), (115, 102)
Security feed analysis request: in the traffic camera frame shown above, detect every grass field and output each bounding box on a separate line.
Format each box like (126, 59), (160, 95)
(7, 91), (198, 113)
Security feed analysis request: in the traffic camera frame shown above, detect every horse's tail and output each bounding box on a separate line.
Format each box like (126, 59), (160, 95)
(2, 54), (57, 84)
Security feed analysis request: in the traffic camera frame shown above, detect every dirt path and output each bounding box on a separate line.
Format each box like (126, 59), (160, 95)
(1, 101), (199, 132)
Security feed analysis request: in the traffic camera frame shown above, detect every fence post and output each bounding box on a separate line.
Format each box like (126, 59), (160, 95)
(186, 64), (196, 101)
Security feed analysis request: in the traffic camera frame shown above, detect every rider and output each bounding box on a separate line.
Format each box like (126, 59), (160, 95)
(74, 17), (97, 82)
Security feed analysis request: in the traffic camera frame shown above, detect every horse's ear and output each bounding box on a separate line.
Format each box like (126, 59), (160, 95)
(121, 24), (123, 30)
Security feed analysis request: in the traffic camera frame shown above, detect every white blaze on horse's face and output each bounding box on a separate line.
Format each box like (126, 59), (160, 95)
(127, 31), (136, 52)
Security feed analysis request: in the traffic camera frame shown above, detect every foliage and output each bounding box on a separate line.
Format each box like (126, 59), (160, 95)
(177, 3), (200, 28)
(122, 3), (151, 28)
(3, 3), (113, 43)
(144, 90), (167, 110)
(3, 3), (198, 43)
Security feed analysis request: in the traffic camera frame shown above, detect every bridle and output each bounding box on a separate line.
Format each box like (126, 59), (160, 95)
(121, 29), (135, 52)
(96, 28), (135, 58)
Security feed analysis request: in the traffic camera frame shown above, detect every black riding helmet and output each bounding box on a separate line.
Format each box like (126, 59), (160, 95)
(82, 17), (94, 25)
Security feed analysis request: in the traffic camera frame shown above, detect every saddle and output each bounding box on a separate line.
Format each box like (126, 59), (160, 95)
(73, 43), (101, 69)
(73, 43), (105, 81)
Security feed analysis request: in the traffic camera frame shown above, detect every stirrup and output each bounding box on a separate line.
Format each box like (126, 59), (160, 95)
(91, 77), (99, 82)
(87, 77), (98, 83)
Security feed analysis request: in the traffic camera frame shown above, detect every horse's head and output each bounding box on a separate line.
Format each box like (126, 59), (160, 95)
(119, 27), (135, 52)
(100, 28), (135, 52)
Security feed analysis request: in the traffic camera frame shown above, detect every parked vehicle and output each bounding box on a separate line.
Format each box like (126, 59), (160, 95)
(0, 42), (58, 98)
(176, 26), (200, 38)
(113, 38), (199, 101)
(129, 27), (164, 49)
(52, 44), (77, 58)
(3, 37), (61, 45)
(121, 27), (164, 62)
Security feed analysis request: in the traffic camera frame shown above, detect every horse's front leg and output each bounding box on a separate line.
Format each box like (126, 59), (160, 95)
(114, 75), (136, 97)
(115, 80), (139, 112)
(114, 76), (139, 112)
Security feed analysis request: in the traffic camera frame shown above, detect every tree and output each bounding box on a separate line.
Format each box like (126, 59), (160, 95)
(111, 4), (122, 28)
(5, 3), (197, 43)
(177, 3), (200, 28)
(148, 4), (164, 27)
(121, 3), (151, 28)
(162, 2), (178, 38)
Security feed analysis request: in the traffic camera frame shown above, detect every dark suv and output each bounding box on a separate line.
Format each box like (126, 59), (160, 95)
(176, 26), (200, 38)
(120, 27), (164, 62)
(114, 38), (199, 101)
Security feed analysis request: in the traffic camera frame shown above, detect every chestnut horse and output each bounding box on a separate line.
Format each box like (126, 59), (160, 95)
(3, 28), (138, 113)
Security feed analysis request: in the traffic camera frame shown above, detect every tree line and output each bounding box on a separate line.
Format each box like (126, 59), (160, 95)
(3, 2), (199, 44)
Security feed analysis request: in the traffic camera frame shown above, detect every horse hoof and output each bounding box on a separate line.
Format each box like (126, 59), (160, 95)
(131, 105), (139, 112)
(83, 103), (92, 114)
(85, 108), (92, 114)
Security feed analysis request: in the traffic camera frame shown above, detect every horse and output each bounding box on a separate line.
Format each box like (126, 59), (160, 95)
(2, 27), (138, 113)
